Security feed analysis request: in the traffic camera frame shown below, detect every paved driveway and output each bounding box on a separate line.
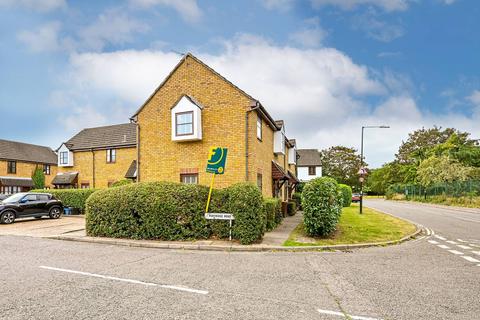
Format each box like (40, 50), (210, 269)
(0, 216), (85, 237)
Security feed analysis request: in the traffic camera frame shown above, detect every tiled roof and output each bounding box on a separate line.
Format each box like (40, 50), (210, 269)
(52, 172), (78, 185)
(0, 139), (57, 164)
(64, 123), (136, 151)
(297, 149), (322, 166)
(0, 176), (34, 187)
(125, 160), (137, 179)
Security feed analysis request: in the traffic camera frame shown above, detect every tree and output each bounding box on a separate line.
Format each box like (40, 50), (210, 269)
(396, 126), (473, 165)
(417, 155), (473, 187)
(319, 146), (363, 187)
(32, 167), (45, 189)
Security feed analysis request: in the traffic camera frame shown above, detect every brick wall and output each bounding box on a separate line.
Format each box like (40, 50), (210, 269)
(0, 160), (57, 188)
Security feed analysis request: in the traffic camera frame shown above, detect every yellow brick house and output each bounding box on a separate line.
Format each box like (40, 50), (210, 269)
(130, 53), (299, 201)
(54, 123), (137, 189)
(0, 139), (58, 194)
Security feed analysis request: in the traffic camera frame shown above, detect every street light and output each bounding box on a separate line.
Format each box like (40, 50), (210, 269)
(359, 125), (390, 214)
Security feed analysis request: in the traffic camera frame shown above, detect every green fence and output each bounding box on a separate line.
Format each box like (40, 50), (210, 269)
(388, 180), (480, 198)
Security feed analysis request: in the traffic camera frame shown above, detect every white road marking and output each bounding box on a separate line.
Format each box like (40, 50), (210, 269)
(434, 235), (446, 240)
(448, 250), (464, 255)
(317, 309), (382, 320)
(39, 266), (208, 295)
(457, 239), (467, 243)
(428, 240), (439, 244)
(446, 240), (458, 245)
(461, 256), (480, 263)
(457, 245), (472, 250)
(471, 251), (480, 256)
(437, 245), (450, 249)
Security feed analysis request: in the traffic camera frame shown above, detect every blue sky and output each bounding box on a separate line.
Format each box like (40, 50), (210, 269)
(1, 0), (479, 167)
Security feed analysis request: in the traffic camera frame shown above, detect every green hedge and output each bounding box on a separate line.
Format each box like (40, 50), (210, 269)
(338, 184), (352, 207)
(85, 182), (265, 245)
(263, 198), (281, 231)
(301, 177), (343, 237)
(111, 179), (134, 188)
(292, 192), (302, 210)
(287, 201), (297, 216)
(31, 188), (97, 211)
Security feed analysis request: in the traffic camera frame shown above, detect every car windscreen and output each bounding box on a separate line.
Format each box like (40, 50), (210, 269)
(2, 193), (27, 204)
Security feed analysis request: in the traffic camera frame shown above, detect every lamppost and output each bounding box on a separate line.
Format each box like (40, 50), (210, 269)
(359, 125), (390, 214)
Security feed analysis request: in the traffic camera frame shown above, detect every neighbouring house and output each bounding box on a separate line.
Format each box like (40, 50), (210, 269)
(54, 123), (137, 189)
(0, 139), (57, 194)
(297, 149), (322, 182)
(130, 53), (299, 201)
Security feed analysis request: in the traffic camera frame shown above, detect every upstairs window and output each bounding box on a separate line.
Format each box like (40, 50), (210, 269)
(175, 111), (194, 136)
(256, 114), (262, 140)
(43, 164), (51, 175)
(106, 149), (116, 163)
(60, 152), (68, 165)
(7, 161), (16, 174)
(180, 173), (198, 184)
(308, 166), (316, 176)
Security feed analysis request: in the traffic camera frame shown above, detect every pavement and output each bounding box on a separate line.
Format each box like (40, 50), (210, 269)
(0, 200), (479, 319)
(0, 215), (85, 237)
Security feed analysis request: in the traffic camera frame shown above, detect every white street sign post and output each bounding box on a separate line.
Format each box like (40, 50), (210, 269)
(205, 213), (235, 241)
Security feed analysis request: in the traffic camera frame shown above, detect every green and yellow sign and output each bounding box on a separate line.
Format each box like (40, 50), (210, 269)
(206, 147), (228, 174)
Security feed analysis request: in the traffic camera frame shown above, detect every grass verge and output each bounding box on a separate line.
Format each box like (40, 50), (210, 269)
(283, 205), (416, 247)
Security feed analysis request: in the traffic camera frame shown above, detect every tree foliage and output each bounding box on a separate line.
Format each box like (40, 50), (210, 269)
(31, 167), (45, 189)
(417, 155), (473, 186)
(319, 146), (363, 188)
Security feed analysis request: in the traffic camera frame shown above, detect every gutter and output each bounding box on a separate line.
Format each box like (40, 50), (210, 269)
(130, 117), (140, 182)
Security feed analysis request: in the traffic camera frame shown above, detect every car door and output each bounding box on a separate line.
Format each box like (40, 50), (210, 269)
(36, 194), (50, 214)
(17, 194), (39, 217)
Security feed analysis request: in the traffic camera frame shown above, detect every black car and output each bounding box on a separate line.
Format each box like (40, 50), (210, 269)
(0, 192), (63, 224)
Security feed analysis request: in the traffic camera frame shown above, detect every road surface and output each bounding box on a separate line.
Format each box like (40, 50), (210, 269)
(0, 200), (478, 320)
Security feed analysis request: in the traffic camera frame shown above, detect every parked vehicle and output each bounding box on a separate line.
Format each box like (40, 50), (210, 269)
(352, 193), (361, 203)
(0, 194), (7, 201)
(0, 192), (63, 224)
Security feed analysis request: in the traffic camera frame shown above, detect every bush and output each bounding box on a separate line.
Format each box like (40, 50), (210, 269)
(32, 188), (97, 212)
(292, 192), (302, 210)
(85, 181), (265, 245)
(301, 177), (343, 237)
(287, 201), (297, 216)
(111, 179), (134, 188)
(32, 167), (45, 189)
(263, 198), (281, 231)
(338, 184), (352, 207)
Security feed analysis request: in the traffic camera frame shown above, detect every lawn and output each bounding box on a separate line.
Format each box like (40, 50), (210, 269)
(283, 205), (417, 247)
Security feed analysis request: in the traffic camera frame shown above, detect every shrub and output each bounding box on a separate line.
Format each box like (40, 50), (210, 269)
(287, 201), (297, 216)
(32, 188), (97, 212)
(292, 192), (302, 210)
(338, 184), (352, 207)
(111, 179), (134, 188)
(263, 198), (281, 231)
(85, 181), (265, 244)
(32, 167), (45, 189)
(301, 177), (343, 237)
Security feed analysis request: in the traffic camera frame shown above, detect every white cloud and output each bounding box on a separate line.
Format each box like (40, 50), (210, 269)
(50, 35), (480, 167)
(353, 12), (405, 42)
(289, 23), (327, 48)
(260, 0), (296, 12)
(17, 21), (62, 52)
(58, 106), (108, 134)
(310, 0), (410, 12)
(129, 0), (202, 22)
(0, 0), (65, 12)
(467, 90), (480, 106)
(443, 0), (457, 5)
(78, 9), (149, 51)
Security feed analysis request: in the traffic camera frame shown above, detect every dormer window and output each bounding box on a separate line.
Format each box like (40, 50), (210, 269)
(175, 111), (194, 136)
(171, 95), (203, 142)
(60, 152), (68, 165)
(57, 143), (74, 167)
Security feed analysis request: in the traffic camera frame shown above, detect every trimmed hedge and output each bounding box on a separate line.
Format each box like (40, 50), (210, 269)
(287, 201), (297, 216)
(85, 181), (265, 245)
(263, 198), (281, 231)
(301, 177), (343, 237)
(292, 192), (302, 210)
(338, 184), (353, 207)
(111, 179), (134, 188)
(31, 188), (97, 211)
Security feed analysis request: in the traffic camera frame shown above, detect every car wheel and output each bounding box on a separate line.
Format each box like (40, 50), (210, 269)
(49, 207), (62, 219)
(1, 211), (16, 224)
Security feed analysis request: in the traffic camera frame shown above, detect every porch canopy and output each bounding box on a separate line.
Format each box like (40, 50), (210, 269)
(52, 172), (78, 185)
(272, 161), (289, 181)
(125, 160), (137, 179)
(0, 176), (34, 187)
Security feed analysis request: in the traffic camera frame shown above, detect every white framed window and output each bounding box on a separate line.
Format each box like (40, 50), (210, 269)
(43, 164), (51, 175)
(180, 173), (198, 184)
(256, 114), (262, 140)
(175, 111), (194, 136)
(60, 152), (68, 165)
(106, 149), (116, 163)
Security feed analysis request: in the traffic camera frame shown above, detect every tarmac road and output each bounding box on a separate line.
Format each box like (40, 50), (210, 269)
(0, 200), (478, 320)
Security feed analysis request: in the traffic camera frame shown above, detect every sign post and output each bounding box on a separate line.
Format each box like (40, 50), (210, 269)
(204, 147), (235, 240)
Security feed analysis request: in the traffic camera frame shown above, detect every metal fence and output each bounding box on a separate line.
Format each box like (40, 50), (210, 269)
(388, 180), (480, 198)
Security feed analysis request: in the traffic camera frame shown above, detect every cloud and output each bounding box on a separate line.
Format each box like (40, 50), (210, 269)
(50, 34), (480, 167)
(0, 0), (65, 12)
(17, 21), (63, 53)
(352, 11), (405, 42)
(443, 0), (457, 5)
(378, 51), (402, 58)
(78, 9), (149, 51)
(129, 0), (202, 22)
(310, 0), (410, 12)
(467, 90), (480, 106)
(288, 19), (327, 47)
(260, 0), (296, 12)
